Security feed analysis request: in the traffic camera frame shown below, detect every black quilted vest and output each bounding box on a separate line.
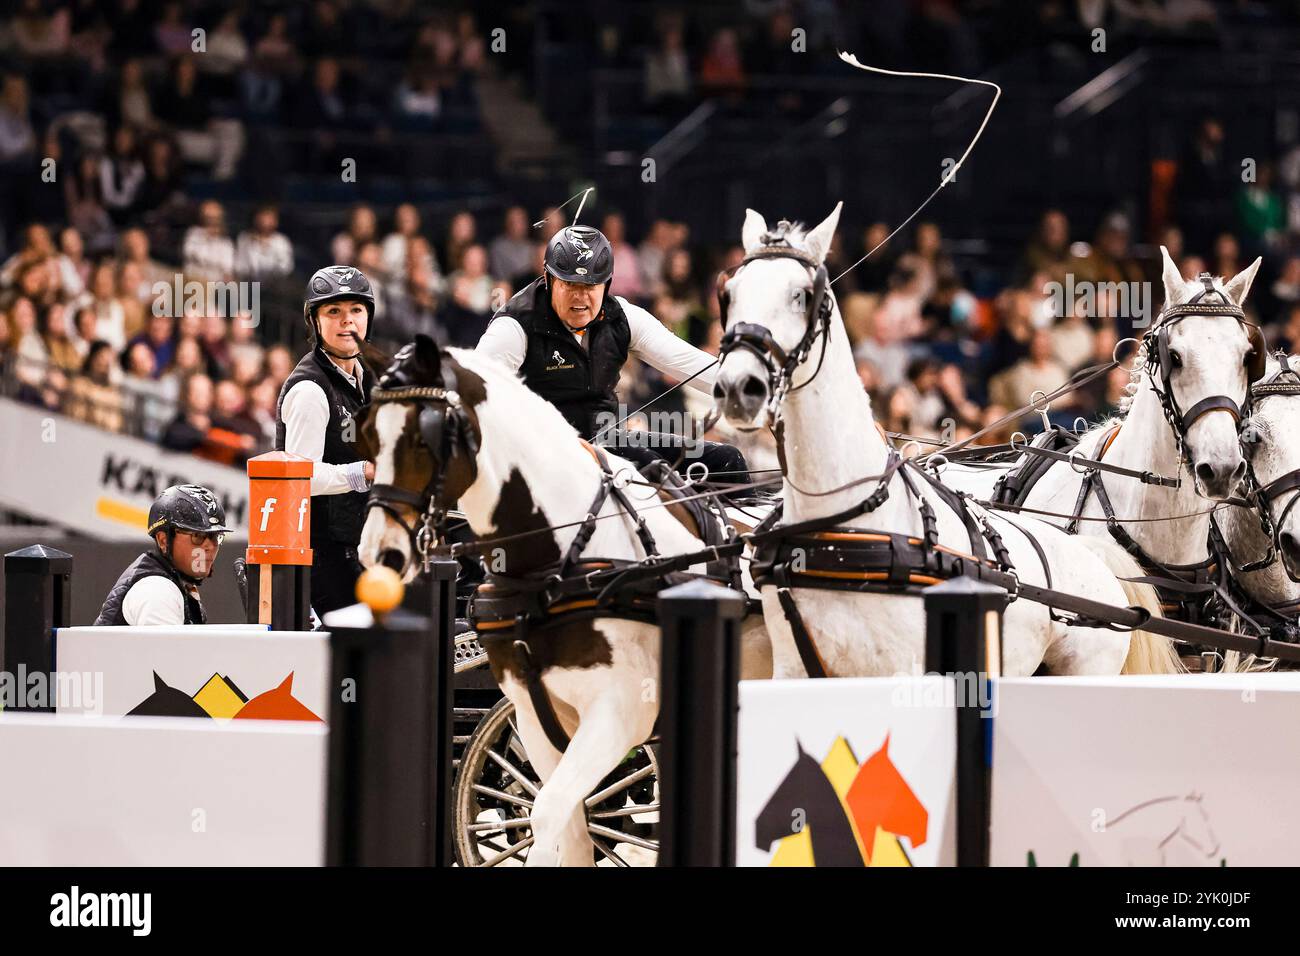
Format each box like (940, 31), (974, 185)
(496, 277), (631, 439)
(95, 550), (206, 625)
(275, 348), (372, 546)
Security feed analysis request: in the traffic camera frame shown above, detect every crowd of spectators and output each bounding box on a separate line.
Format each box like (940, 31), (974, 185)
(6, 1), (1300, 479)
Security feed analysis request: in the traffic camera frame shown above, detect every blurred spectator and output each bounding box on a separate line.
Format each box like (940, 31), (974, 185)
(1017, 209), (1072, 286)
(137, 136), (184, 217)
(125, 311), (175, 376)
(1236, 162), (1285, 256)
(381, 203), (437, 286)
(156, 56), (244, 180)
(235, 203), (294, 279)
(42, 302), (80, 373)
(119, 227), (170, 292)
(604, 212), (643, 301)
(1177, 117), (1231, 254)
(448, 245), (494, 314)
(99, 125), (146, 225)
(202, 11), (250, 79)
(331, 203), (376, 265)
(442, 211), (476, 274)
(65, 152), (116, 255)
(988, 328), (1069, 419)
(699, 28), (745, 97)
(120, 340), (176, 442)
(112, 59), (157, 130)
(84, 259), (126, 350)
(0, 75), (36, 168)
(645, 22), (691, 110)
(182, 200), (234, 281)
(856, 222), (897, 294)
(638, 220), (678, 299)
(65, 340), (124, 432)
(161, 371), (213, 452)
(153, 2), (193, 57)
(488, 206), (533, 285)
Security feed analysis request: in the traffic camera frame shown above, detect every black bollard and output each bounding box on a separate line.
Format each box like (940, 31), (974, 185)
(657, 579), (745, 867)
(923, 575), (1005, 867)
(325, 559), (458, 866)
(3, 545), (73, 713)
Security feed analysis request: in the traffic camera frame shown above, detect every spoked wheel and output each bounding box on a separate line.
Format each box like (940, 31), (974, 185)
(452, 697), (660, 867)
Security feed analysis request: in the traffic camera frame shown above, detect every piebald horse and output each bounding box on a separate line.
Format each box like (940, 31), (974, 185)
(712, 204), (1181, 678)
(355, 335), (770, 866)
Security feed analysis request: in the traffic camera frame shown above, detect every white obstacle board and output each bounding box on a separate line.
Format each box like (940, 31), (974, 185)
(0, 714), (326, 865)
(736, 677), (957, 867)
(53, 626), (328, 720)
(990, 674), (1300, 866)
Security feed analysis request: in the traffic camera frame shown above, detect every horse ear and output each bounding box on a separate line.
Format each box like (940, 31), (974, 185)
(1223, 256), (1262, 307)
(742, 208), (768, 253)
(803, 201), (843, 265)
(1160, 245), (1188, 307)
(413, 333), (441, 370)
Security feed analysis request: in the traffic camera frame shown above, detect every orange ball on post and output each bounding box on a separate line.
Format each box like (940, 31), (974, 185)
(355, 566), (405, 615)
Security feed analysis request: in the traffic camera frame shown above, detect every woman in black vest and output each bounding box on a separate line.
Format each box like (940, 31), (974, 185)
(95, 484), (231, 626)
(478, 225), (750, 487)
(275, 266), (377, 619)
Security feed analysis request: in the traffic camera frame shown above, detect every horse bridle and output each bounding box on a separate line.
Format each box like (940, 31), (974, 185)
(1144, 272), (1266, 465)
(1225, 353), (1300, 580)
(716, 220), (834, 413)
(366, 349), (479, 572)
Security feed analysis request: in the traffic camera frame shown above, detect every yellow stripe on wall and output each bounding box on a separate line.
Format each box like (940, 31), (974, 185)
(95, 497), (149, 529)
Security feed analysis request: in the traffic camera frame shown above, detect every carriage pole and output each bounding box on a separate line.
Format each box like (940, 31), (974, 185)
(924, 576), (1005, 867)
(2, 544), (73, 713)
(657, 579), (745, 867)
(324, 558), (459, 866)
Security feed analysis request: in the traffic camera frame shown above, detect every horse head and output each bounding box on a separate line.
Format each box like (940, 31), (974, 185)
(714, 203), (843, 430)
(356, 334), (484, 581)
(1150, 248), (1263, 499)
(754, 739), (825, 852)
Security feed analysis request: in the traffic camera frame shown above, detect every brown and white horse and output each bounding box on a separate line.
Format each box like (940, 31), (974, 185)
(355, 334), (769, 865)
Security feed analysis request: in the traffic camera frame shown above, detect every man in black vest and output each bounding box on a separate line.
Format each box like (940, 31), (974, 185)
(95, 484), (231, 626)
(276, 265), (377, 618)
(477, 224), (750, 486)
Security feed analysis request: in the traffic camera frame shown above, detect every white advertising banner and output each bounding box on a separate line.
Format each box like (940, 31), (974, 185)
(0, 714), (326, 865)
(0, 397), (248, 539)
(991, 674), (1300, 866)
(53, 626), (328, 721)
(736, 677), (957, 867)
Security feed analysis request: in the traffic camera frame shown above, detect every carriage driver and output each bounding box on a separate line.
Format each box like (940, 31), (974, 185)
(477, 225), (750, 486)
(276, 266), (378, 619)
(95, 484), (232, 626)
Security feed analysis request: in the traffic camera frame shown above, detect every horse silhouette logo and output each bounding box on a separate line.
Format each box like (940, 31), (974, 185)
(755, 733), (928, 866)
(125, 671), (322, 721)
(1103, 792), (1222, 866)
(1026, 792), (1226, 866)
(552, 350), (564, 365)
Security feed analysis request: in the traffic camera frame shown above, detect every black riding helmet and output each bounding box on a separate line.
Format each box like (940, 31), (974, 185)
(303, 265), (376, 345)
(147, 484), (233, 539)
(544, 226), (614, 285)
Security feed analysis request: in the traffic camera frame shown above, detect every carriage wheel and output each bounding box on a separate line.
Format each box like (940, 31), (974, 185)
(452, 697), (660, 867)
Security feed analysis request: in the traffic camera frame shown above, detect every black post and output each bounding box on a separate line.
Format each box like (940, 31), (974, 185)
(923, 576), (1005, 868)
(657, 579), (745, 867)
(3, 545), (73, 712)
(325, 559), (458, 866)
(243, 563), (311, 631)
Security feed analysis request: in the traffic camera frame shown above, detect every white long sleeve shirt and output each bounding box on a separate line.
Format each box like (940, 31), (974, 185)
(475, 296), (717, 394)
(279, 360), (372, 496)
(120, 575), (197, 626)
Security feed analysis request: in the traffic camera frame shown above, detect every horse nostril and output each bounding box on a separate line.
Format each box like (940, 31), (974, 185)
(1281, 532), (1300, 568)
(379, 549), (405, 572)
(1231, 460), (1247, 488)
(712, 382), (726, 400)
(1195, 462), (1216, 487)
(741, 375), (767, 398)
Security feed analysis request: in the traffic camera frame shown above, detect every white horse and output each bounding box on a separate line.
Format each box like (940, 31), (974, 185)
(356, 336), (770, 866)
(711, 204), (1180, 678)
(1216, 352), (1300, 620)
(943, 250), (1263, 619)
